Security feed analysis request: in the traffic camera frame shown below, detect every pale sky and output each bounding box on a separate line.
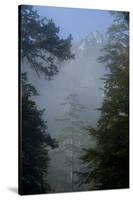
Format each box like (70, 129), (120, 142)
(34, 5), (114, 42)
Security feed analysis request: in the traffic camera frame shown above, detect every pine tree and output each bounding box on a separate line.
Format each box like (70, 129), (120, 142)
(20, 73), (58, 194)
(56, 94), (87, 191)
(19, 5), (74, 79)
(78, 12), (129, 190)
(19, 5), (74, 194)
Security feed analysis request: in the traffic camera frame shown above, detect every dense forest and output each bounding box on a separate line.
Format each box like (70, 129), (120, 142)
(19, 5), (129, 195)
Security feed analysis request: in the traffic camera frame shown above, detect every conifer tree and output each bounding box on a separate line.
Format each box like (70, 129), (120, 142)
(20, 73), (58, 194)
(20, 5), (74, 79)
(57, 94), (86, 191)
(78, 12), (129, 189)
(19, 5), (74, 194)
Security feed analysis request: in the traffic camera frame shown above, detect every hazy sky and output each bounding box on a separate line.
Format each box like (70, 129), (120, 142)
(34, 5), (114, 42)
(24, 6), (114, 136)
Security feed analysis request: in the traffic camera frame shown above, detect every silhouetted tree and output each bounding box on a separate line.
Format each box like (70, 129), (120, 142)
(20, 73), (58, 194)
(19, 5), (74, 194)
(19, 5), (74, 79)
(78, 11), (129, 190)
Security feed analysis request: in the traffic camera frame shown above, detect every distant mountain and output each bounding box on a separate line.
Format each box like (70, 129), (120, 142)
(85, 31), (105, 44)
(72, 31), (106, 58)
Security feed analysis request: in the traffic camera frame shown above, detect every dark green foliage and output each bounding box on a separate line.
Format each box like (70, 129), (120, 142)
(20, 5), (74, 79)
(20, 73), (58, 194)
(19, 5), (74, 194)
(78, 12), (129, 190)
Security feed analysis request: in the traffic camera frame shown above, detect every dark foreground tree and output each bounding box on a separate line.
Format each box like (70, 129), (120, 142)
(19, 5), (74, 194)
(20, 73), (58, 194)
(78, 12), (129, 189)
(19, 5), (74, 79)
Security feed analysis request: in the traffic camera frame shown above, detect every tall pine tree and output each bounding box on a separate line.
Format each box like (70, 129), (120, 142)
(20, 73), (58, 194)
(19, 5), (74, 194)
(56, 94), (87, 192)
(78, 12), (129, 190)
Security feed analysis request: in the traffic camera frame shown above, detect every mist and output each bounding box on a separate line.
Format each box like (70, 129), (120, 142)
(20, 5), (128, 194)
(22, 29), (108, 192)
